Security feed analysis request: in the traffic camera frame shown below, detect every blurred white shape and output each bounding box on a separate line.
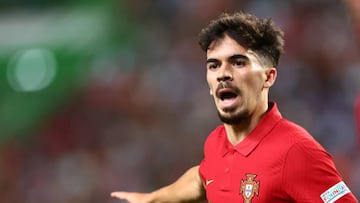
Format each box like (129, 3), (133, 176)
(0, 6), (110, 53)
(7, 48), (57, 92)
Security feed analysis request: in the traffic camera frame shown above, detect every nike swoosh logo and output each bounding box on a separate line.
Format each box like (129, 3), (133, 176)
(206, 179), (214, 186)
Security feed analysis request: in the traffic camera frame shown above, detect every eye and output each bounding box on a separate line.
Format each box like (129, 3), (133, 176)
(233, 60), (246, 67)
(207, 62), (219, 70)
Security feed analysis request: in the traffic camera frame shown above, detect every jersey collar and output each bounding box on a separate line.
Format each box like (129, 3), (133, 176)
(221, 102), (283, 157)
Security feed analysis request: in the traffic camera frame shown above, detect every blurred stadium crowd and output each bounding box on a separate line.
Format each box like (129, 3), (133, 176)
(0, 0), (359, 202)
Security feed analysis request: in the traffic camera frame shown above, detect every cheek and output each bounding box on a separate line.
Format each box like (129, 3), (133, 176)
(243, 71), (265, 88)
(206, 74), (217, 90)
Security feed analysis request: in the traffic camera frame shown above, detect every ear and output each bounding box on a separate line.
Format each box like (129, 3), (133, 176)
(264, 68), (277, 88)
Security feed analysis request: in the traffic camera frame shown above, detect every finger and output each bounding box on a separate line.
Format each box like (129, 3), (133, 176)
(111, 191), (128, 199)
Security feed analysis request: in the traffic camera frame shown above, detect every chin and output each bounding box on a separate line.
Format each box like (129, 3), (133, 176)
(217, 110), (249, 125)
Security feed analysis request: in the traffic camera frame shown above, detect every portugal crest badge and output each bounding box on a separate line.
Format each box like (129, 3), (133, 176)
(240, 174), (260, 203)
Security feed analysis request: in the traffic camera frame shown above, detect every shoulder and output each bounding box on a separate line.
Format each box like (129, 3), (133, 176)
(276, 118), (310, 137)
(279, 119), (334, 174)
(274, 118), (320, 146)
(205, 125), (225, 142)
(265, 118), (328, 163)
(203, 125), (226, 154)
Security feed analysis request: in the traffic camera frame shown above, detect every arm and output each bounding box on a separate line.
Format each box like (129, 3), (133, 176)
(111, 165), (206, 203)
(282, 140), (358, 202)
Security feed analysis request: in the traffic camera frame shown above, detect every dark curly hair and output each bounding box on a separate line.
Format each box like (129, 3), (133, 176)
(198, 12), (284, 67)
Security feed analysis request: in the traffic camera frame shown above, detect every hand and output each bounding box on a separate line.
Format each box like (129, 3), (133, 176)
(111, 191), (154, 203)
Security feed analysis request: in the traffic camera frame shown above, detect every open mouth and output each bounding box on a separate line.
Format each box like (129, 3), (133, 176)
(215, 82), (241, 109)
(218, 88), (238, 101)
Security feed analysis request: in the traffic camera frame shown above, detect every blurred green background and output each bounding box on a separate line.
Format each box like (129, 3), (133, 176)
(0, 0), (135, 142)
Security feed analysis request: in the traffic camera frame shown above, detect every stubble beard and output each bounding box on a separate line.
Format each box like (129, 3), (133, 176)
(217, 108), (250, 125)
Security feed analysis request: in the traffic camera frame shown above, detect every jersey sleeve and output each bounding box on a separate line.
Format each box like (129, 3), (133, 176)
(282, 139), (358, 203)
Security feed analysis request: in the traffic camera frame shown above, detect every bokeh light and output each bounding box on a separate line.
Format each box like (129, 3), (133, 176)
(7, 48), (57, 92)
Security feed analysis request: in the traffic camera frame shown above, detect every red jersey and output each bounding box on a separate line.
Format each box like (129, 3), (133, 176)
(199, 102), (358, 203)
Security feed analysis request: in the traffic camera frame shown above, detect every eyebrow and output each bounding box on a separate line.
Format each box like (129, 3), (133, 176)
(206, 54), (249, 64)
(229, 54), (249, 61)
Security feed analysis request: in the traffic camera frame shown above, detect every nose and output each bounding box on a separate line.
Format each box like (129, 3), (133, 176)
(217, 64), (233, 82)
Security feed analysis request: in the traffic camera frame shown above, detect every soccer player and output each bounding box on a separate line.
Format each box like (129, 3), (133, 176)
(111, 12), (359, 203)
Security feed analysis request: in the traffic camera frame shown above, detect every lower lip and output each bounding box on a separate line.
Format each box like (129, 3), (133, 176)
(219, 97), (238, 109)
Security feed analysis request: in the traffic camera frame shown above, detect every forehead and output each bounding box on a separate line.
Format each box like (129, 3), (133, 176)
(206, 35), (248, 59)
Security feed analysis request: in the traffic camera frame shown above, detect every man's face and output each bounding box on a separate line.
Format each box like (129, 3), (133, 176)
(206, 35), (273, 124)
